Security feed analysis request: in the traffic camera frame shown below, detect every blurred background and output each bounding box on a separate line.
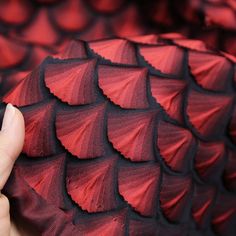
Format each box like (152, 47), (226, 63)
(0, 0), (236, 91)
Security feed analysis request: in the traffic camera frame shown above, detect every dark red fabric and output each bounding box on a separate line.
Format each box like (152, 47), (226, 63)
(0, 0), (236, 94)
(1, 35), (236, 236)
(141, 0), (236, 56)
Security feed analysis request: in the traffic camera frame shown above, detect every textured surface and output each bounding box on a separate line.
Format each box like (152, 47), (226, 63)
(141, 0), (236, 56)
(1, 0), (236, 94)
(0, 0), (145, 72)
(2, 35), (236, 236)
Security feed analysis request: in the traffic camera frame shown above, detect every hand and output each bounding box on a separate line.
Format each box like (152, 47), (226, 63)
(0, 104), (25, 236)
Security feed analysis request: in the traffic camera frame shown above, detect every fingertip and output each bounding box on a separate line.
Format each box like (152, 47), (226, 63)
(0, 104), (25, 190)
(14, 106), (25, 151)
(2, 104), (24, 131)
(0, 193), (10, 236)
(0, 193), (10, 218)
(0, 104), (25, 162)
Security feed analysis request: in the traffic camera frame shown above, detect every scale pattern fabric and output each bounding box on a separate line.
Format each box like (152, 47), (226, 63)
(2, 35), (236, 236)
(1, 0), (236, 93)
(0, 0), (145, 71)
(0, 0), (146, 92)
(141, 0), (236, 56)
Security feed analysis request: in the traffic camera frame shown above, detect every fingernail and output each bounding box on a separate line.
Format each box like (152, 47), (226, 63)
(1, 104), (16, 131)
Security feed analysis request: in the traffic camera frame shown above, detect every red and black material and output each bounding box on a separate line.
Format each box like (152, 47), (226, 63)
(0, 0), (146, 72)
(139, 0), (236, 56)
(1, 0), (236, 87)
(1, 35), (236, 235)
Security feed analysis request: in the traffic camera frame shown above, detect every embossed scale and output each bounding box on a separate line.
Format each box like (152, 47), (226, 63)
(3, 35), (236, 236)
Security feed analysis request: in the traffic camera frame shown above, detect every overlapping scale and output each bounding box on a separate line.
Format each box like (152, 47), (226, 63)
(1, 35), (236, 235)
(45, 59), (97, 105)
(55, 40), (87, 60)
(204, 4), (236, 30)
(141, 0), (236, 56)
(77, 209), (127, 236)
(192, 184), (216, 228)
(173, 39), (210, 52)
(150, 76), (186, 122)
(194, 141), (225, 182)
(89, 39), (137, 65)
(212, 194), (236, 236)
(16, 9), (59, 46)
(66, 157), (118, 212)
(111, 5), (145, 37)
(108, 110), (156, 161)
(52, 0), (90, 32)
(224, 150), (236, 192)
(189, 51), (231, 91)
(1, 70), (30, 93)
(0, 0), (32, 25)
(118, 163), (160, 216)
(0, 35), (28, 69)
(27, 46), (52, 70)
(1, 0), (236, 79)
(16, 153), (66, 208)
(79, 18), (111, 41)
(98, 65), (149, 109)
(157, 120), (194, 172)
(186, 90), (233, 138)
(56, 103), (106, 158)
(139, 45), (184, 76)
(125, 34), (158, 45)
(3, 67), (46, 107)
(160, 174), (192, 222)
(22, 100), (57, 157)
(5, 168), (81, 236)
